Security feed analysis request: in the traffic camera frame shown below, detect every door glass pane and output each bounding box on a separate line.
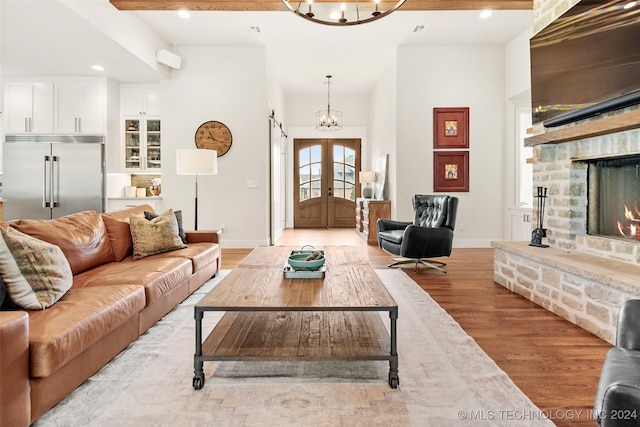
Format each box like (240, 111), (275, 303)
(344, 183), (355, 201)
(300, 182), (310, 202)
(310, 163), (321, 180)
(300, 166), (310, 184)
(333, 180), (345, 198)
(333, 163), (344, 180)
(334, 145), (344, 162)
(311, 180), (321, 198)
(345, 148), (355, 166)
(345, 165), (355, 184)
(311, 145), (321, 163)
(300, 147), (309, 165)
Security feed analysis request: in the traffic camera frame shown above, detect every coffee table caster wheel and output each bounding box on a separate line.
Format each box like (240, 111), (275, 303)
(388, 372), (399, 389)
(193, 375), (204, 390)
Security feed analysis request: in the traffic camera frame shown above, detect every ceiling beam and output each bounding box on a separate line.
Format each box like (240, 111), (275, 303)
(109, 0), (533, 12)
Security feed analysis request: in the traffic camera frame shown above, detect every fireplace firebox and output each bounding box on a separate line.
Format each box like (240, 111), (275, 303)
(587, 155), (640, 240)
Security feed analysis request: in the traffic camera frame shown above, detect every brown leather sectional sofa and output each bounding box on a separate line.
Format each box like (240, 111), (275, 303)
(0, 205), (222, 426)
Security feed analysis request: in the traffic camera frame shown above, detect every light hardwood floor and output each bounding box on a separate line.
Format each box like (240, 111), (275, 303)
(220, 228), (611, 427)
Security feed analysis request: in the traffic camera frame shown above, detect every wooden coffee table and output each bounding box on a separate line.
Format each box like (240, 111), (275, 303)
(192, 246), (399, 389)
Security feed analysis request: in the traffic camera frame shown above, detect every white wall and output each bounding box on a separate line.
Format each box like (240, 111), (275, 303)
(396, 45), (507, 248)
(160, 46), (271, 248)
(505, 26), (534, 100)
(368, 59), (397, 216)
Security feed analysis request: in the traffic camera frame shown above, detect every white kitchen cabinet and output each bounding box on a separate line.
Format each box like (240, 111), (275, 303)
(120, 86), (160, 116)
(54, 79), (105, 134)
(123, 117), (161, 172)
(3, 81), (54, 133)
(508, 207), (534, 241)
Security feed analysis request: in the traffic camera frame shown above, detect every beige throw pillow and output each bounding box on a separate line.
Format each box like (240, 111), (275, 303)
(0, 227), (73, 310)
(130, 208), (186, 260)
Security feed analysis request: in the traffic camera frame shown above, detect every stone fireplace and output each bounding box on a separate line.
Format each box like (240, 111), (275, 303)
(493, 108), (640, 344)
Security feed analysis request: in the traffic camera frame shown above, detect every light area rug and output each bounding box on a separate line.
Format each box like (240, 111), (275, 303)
(34, 269), (554, 427)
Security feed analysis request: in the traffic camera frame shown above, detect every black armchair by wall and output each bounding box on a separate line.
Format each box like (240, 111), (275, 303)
(377, 194), (458, 273)
(594, 299), (640, 427)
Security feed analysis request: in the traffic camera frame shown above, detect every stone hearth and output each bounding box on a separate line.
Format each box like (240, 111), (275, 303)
(493, 108), (640, 344)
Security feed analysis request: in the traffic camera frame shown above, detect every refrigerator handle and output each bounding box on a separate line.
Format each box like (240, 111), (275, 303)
(43, 155), (51, 207)
(52, 155), (60, 207)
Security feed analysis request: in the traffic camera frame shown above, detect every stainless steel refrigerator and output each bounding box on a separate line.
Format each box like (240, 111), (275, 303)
(3, 135), (105, 220)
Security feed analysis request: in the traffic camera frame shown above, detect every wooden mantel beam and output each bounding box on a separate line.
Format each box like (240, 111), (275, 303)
(109, 0), (533, 12)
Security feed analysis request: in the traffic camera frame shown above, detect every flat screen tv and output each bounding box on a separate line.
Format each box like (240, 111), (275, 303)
(530, 0), (640, 127)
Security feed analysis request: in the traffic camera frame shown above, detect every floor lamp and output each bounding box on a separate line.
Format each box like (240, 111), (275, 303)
(176, 148), (217, 230)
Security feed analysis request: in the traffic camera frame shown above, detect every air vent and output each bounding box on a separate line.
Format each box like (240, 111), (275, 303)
(413, 25), (430, 33)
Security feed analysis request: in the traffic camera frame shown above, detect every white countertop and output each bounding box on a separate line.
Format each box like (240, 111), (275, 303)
(107, 196), (162, 200)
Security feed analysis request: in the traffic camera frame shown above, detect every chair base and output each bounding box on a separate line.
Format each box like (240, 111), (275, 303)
(388, 257), (447, 273)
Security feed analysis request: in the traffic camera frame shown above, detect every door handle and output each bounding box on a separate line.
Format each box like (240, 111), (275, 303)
(43, 155), (51, 208)
(52, 156), (60, 207)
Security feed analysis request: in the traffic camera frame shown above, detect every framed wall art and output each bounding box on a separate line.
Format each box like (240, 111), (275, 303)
(433, 151), (469, 192)
(433, 107), (469, 149)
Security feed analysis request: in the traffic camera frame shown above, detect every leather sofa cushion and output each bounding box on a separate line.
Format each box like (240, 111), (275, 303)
(28, 284), (145, 378)
(150, 242), (221, 273)
(101, 205), (154, 262)
(9, 211), (114, 275)
(73, 256), (192, 306)
(0, 312), (30, 427)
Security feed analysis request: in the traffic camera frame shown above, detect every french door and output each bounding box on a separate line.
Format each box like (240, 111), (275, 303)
(293, 138), (361, 228)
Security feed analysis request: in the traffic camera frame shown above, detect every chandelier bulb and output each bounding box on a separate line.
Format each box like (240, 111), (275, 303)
(306, 0), (314, 17)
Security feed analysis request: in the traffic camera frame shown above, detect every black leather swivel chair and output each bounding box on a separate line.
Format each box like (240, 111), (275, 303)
(376, 194), (458, 273)
(594, 299), (640, 426)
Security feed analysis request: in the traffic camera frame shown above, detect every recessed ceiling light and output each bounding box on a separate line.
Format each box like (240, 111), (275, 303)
(92, 65), (104, 71)
(623, 1), (636, 9)
(178, 9), (190, 19)
(479, 9), (492, 18)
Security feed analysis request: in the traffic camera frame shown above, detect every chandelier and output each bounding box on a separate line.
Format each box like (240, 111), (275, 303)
(316, 75), (343, 131)
(282, 0), (406, 26)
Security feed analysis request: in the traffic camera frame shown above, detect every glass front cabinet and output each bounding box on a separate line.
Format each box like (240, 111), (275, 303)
(123, 117), (161, 171)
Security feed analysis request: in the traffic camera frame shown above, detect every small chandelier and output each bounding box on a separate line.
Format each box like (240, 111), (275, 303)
(316, 75), (343, 131)
(282, 0), (406, 26)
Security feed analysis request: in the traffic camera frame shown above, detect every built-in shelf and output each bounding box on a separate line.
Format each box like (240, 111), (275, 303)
(525, 109), (640, 147)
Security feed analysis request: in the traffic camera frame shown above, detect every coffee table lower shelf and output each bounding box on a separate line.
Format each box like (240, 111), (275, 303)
(193, 310), (399, 389)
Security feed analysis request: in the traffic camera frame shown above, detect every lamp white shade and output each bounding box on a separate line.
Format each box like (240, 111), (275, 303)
(359, 170), (376, 183)
(176, 149), (218, 175)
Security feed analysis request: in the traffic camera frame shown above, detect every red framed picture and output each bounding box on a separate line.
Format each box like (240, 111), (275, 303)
(434, 151), (469, 192)
(433, 107), (469, 149)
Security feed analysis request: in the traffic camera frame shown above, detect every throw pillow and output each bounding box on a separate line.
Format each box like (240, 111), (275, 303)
(130, 208), (186, 260)
(0, 227), (73, 310)
(144, 209), (187, 244)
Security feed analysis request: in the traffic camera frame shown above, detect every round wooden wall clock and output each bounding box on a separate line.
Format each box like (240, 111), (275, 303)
(194, 120), (232, 157)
